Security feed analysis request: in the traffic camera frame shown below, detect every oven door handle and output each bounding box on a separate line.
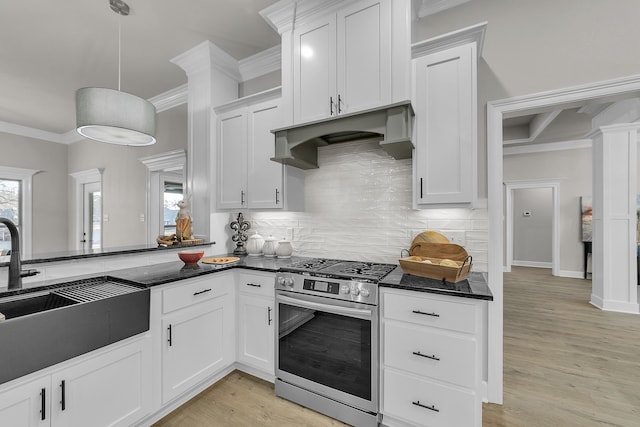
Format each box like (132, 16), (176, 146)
(277, 294), (373, 320)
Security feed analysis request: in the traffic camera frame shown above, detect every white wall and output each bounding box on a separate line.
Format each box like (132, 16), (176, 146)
(67, 105), (188, 249)
(513, 187), (553, 265)
(504, 148), (591, 275)
(0, 133), (68, 254)
(243, 140), (488, 271)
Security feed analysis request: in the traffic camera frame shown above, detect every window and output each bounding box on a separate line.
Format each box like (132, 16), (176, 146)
(0, 178), (21, 254)
(0, 166), (37, 258)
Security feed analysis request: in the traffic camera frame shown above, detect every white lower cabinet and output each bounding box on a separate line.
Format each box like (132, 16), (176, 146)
(159, 273), (235, 404)
(380, 288), (484, 427)
(0, 335), (151, 427)
(236, 271), (275, 377)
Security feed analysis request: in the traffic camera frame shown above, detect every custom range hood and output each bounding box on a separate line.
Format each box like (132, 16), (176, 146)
(270, 101), (414, 169)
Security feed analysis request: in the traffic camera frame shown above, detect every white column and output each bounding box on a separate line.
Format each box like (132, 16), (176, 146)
(591, 123), (640, 313)
(171, 42), (241, 245)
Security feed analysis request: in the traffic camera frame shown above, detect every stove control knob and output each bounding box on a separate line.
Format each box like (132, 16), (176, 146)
(340, 284), (350, 294)
(284, 277), (294, 288)
(360, 287), (371, 298)
(350, 284), (360, 296)
(277, 276), (286, 286)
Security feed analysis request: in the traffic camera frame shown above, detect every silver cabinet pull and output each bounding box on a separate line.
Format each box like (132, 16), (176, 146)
(167, 324), (172, 347)
(330, 96), (334, 115)
(337, 94), (343, 114)
(268, 306), (272, 325)
(275, 188), (280, 204)
(412, 401), (439, 412)
(412, 351), (440, 361)
(412, 309), (440, 317)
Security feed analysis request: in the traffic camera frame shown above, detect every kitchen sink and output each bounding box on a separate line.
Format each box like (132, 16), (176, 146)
(0, 276), (150, 384)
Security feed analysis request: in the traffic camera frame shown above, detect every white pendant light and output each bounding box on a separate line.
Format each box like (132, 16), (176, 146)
(76, 0), (156, 146)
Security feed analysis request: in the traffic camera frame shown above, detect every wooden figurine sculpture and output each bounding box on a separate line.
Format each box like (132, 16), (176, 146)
(175, 199), (193, 242)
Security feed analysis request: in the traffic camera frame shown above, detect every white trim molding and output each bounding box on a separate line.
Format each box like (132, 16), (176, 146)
(487, 73), (640, 404)
(503, 138), (592, 156)
(503, 109), (562, 145)
(411, 21), (487, 59)
(416, 0), (472, 18)
(0, 166), (39, 258)
(238, 46), (281, 82)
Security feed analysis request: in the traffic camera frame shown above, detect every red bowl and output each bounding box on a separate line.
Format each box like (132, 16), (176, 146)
(178, 250), (204, 265)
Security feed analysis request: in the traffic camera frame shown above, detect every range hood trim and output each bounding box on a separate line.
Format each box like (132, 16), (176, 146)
(271, 101), (414, 170)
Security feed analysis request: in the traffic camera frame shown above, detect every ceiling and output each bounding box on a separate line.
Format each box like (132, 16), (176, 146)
(0, 0), (281, 135)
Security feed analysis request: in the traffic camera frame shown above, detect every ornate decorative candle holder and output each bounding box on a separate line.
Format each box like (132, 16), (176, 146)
(230, 212), (251, 255)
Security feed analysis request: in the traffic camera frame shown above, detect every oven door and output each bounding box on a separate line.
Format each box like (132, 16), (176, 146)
(275, 290), (378, 413)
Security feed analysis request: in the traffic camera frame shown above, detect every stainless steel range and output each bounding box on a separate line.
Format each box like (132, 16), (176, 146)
(274, 258), (396, 427)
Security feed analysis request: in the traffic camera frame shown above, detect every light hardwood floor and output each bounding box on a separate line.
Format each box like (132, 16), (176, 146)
(483, 267), (640, 427)
(154, 267), (640, 426)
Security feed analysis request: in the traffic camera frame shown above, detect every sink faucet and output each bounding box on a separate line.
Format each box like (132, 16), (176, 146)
(0, 217), (39, 290)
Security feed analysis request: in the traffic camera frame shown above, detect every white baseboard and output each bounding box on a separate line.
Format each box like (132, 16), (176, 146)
(512, 260), (552, 268)
(558, 270), (587, 279)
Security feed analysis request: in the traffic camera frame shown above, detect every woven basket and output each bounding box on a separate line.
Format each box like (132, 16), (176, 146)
(399, 242), (472, 283)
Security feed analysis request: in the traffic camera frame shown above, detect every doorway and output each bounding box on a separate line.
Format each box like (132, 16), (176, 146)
(81, 181), (102, 250)
(505, 181), (559, 276)
(486, 75), (640, 403)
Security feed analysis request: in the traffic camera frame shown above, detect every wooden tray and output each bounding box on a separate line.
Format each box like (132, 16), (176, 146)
(411, 231), (450, 245)
(399, 242), (472, 282)
(202, 256), (240, 265)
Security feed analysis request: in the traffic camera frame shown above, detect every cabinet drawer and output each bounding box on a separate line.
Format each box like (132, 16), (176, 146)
(382, 291), (476, 334)
(237, 272), (275, 297)
(383, 322), (476, 388)
(382, 368), (477, 427)
(162, 275), (231, 314)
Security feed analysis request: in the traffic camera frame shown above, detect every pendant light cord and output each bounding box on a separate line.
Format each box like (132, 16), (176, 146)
(118, 14), (122, 91)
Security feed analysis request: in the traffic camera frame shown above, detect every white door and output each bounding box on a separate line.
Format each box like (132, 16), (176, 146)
(217, 110), (248, 209)
(293, 16), (336, 123)
(247, 100), (283, 209)
(336, 0), (390, 114)
(81, 182), (101, 250)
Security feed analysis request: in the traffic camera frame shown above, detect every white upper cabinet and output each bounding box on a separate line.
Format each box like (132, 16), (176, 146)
(412, 23), (486, 207)
(292, 0), (391, 124)
(216, 89), (304, 211)
(217, 110), (248, 210)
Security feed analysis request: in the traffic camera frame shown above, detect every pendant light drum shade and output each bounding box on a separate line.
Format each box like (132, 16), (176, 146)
(76, 87), (157, 146)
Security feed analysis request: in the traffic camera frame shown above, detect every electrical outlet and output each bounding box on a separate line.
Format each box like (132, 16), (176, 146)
(439, 230), (466, 246)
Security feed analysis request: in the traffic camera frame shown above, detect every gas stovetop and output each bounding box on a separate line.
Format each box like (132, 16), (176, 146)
(280, 258), (396, 282)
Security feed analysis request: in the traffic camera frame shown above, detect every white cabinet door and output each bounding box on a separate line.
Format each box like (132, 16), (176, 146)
(237, 293), (275, 375)
(0, 376), (49, 427)
(50, 337), (151, 427)
(414, 43), (476, 206)
(217, 109), (248, 209)
(247, 99), (284, 209)
(293, 16), (336, 124)
(161, 282), (234, 404)
(336, 0), (390, 115)
(292, 0), (390, 124)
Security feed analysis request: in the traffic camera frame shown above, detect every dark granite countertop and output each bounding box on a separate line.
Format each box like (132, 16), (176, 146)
(1, 241), (215, 267)
(1, 255), (492, 301)
(379, 267), (493, 301)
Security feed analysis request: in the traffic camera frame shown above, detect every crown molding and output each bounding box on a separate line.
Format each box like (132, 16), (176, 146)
(260, 0), (356, 33)
(214, 86), (282, 114)
(503, 139), (592, 156)
(149, 84), (188, 113)
(590, 98), (640, 130)
(238, 46), (281, 82)
(171, 40), (242, 82)
(139, 149), (186, 172)
(412, 21), (487, 58)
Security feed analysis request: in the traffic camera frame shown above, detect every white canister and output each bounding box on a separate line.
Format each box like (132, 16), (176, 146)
(276, 238), (293, 258)
(262, 235), (278, 257)
(246, 232), (265, 256)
